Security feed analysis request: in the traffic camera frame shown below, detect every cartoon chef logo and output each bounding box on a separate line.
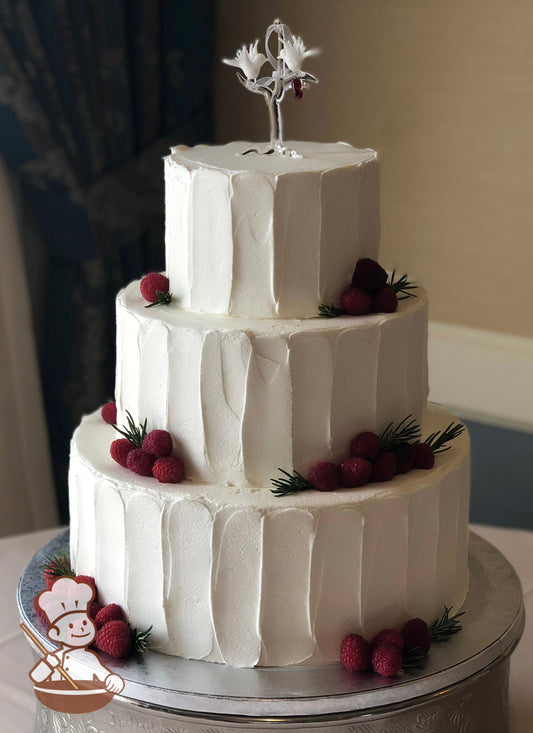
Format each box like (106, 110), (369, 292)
(24, 577), (124, 714)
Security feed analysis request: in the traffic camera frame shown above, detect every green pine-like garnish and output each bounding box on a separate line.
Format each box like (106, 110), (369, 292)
(112, 410), (148, 448)
(401, 646), (427, 673)
(318, 303), (345, 318)
(430, 605), (465, 642)
(425, 422), (465, 454)
(130, 625), (153, 653)
(145, 289), (173, 308)
(41, 550), (75, 579)
(270, 468), (314, 497)
(389, 270), (418, 301)
(379, 415), (422, 452)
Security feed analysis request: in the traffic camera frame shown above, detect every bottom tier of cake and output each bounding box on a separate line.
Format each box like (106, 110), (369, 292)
(69, 403), (470, 668)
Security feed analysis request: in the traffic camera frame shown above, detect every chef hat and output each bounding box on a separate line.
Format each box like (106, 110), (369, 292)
(38, 577), (94, 625)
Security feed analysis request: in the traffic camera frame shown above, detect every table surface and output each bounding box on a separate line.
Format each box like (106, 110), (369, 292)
(1, 525), (532, 732)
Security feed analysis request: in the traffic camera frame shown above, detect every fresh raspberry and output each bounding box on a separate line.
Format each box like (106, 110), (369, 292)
(339, 457), (372, 488)
(75, 575), (98, 598)
(373, 285), (398, 313)
(340, 634), (370, 672)
(89, 602), (102, 621)
(292, 78), (304, 99)
(413, 442), (435, 470)
(33, 595), (49, 626)
(394, 443), (415, 474)
(307, 462), (340, 491)
(101, 402), (117, 424)
(140, 273), (170, 303)
(371, 642), (403, 677)
(350, 431), (380, 460)
(370, 629), (405, 651)
(340, 286), (373, 316)
(95, 603), (124, 630)
(142, 429), (173, 457)
(95, 620), (132, 658)
(402, 618), (432, 654)
(127, 448), (155, 476)
(351, 258), (388, 291)
(370, 451), (397, 482)
(110, 438), (135, 467)
(152, 456), (185, 484)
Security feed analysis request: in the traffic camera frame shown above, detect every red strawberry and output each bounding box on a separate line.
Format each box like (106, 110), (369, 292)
(142, 429), (173, 457)
(370, 629), (405, 651)
(89, 602), (102, 621)
(394, 443), (415, 474)
(340, 634), (370, 672)
(340, 286), (373, 316)
(75, 575), (97, 598)
(351, 258), (388, 291)
(370, 451), (397, 482)
(413, 443), (435, 470)
(110, 438), (135, 467)
(307, 462), (340, 492)
(339, 457), (372, 488)
(140, 273), (171, 305)
(350, 431), (380, 460)
(371, 642), (403, 677)
(33, 595), (49, 626)
(95, 620), (132, 658)
(101, 402), (117, 424)
(402, 618), (432, 654)
(127, 448), (155, 476)
(373, 285), (398, 313)
(152, 456), (185, 484)
(95, 603), (124, 630)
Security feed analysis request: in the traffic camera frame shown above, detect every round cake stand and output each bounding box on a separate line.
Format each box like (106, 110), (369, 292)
(18, 531), (524, 733)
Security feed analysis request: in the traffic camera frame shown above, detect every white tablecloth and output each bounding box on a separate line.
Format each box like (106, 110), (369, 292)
(1, 524), (532, 732)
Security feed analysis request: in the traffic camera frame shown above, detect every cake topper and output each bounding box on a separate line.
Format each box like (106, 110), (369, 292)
(222, 19), (319, 157)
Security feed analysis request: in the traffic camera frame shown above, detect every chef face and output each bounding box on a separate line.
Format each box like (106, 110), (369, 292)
(48, 612), (96, 647)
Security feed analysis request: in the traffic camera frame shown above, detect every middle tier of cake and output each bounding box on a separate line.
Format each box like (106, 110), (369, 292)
(116, 281), (429, 488)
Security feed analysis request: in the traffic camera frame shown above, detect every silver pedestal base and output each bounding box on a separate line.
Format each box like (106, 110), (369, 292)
(19, 531), (524, 733)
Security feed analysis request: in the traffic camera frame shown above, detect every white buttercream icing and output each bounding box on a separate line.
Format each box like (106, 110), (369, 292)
(165, 142), (380, 318)
(69, 404), (470, 668)
(115, 281), (429, 488)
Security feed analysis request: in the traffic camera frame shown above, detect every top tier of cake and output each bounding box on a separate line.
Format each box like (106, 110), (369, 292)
(165, 141), (379, 318)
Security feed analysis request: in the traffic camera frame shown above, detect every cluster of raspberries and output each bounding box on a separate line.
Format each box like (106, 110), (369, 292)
(306, 430), (434, 491)
(341, 617), (432, 677)
(102, 403), (185, 484)
(35, 555), (149, 658)
(340, 258), (400, 315)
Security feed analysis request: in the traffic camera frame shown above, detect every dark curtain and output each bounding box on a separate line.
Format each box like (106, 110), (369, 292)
(0, 0), (214, 520)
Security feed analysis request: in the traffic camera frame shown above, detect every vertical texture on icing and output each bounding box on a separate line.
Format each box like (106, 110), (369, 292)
(230, 172), (276, 315)
(165, 142), (379, 318)
(95, 483), (125, 607)
(211, 508), (263, 667)
(116, 285), (428, 488)
(407, 485), (439, 621)
(259, 508), (315, 665)
(164, 500), (214, 658)
(124, 494), (168, 647)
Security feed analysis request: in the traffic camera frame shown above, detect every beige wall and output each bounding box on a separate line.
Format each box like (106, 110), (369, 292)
(215, 0), (533, 338)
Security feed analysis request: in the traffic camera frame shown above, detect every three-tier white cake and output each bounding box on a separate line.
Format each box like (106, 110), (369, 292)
(69, 140), (470, 668)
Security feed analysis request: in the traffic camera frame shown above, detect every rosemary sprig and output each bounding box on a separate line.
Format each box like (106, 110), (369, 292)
(425, 422), (465, 454)
(131, 625), (153, 653)
(112, 410), (148, 448)
(145, 289), (173, 308)
(41, 550), (75, 579)
(318, 303), (345, 318)
(430, 605), (465, 643)
(270, 468), (314, 497)
(401, 646), (427, 673)
(389, 270), (418, 301)
(379, 415), (422, 452)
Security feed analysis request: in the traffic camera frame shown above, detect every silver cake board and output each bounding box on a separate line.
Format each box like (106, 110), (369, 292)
(18, 530), (524, 732)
